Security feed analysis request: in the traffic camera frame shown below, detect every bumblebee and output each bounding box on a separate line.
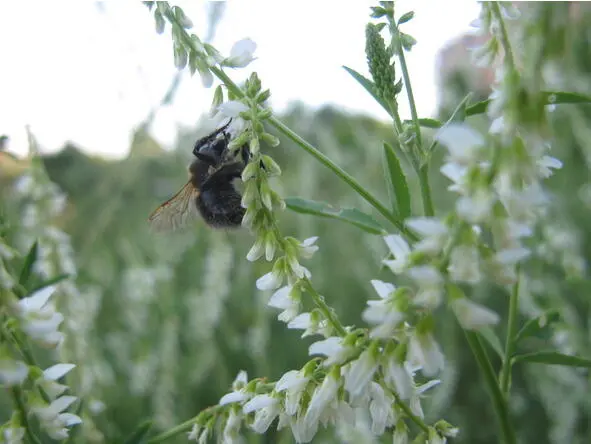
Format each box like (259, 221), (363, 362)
(148, 120), (249, 231)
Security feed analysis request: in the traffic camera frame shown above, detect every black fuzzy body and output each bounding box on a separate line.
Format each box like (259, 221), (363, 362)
(188, 123), (248, 228)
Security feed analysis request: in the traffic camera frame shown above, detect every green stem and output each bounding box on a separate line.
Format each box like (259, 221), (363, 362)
(418, 164), (435, 217)
(392, 392), (429, 433)
(11, 386), (43, 444)
(490, 2), (515, 70)
(209, 67), (416, 240)
(303, 279), (347, 337)
(500, 269), (520, 395)
(391, 25), (422, 149)
(464, 331), (515, 444)
(147, 405), (222, 443)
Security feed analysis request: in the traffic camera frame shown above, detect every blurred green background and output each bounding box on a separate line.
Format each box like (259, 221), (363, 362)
(2, 2), (591, 443)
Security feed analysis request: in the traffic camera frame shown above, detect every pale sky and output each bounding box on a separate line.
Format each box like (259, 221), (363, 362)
(0, 1), (480, 159)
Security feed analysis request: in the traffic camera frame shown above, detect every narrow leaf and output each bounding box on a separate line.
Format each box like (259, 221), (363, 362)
(343, 66), (392, 116)
(123, 420), (153, 444)
(513, 351), (591, 368)
(513, 309), (560, 346)
(285, 197), (386, 235)
(478, 327), (504, 359)
(382, 142), (411, 219)
(417, 118), (442, 129)
(29, 274), (70, 294)
(18, 241), (38, 286)
(465, 91), (591, 117)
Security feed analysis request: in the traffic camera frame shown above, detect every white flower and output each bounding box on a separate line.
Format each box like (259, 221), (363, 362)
(220, 370), (252, 405)
(368, 382), (396, 435)
(537, 155), (562, 178)
(246, 238), (265, 262)
(408, 332), (444, 377)
(243, 394), (280, 434)
(383, 235), (412, 274)
(452, 298), (500, 330)
(0, 359), (29, 386)
(298, 237), (319, 259)
(188, 423), (201, 441)
(276, 369), (311, 416)
(393, 420), (409, 444)
(32, 396), (82, 440)
(440, 162), (467, 193)
(362, 280), (405, 338)
(456, 190), (495, 223)
(37, 363), (76, 400)
(290, 412), (318, 443)
(218, 100), (249, 117)
(2, 427), (25, 444)
(406, 218), (449, 254)
(407, 266), (444, 309)
(256, 269), (285, 291)
(448, 245), (481, 284)
(410, 379), (441, 419)
(288, 312), (330, 338)
(309, 337), (354, 367)
(223, 38), (257, 68)
(13, 285), (64, 348)
(435, 123), (485, 165)
(222, 408), (242, 442)
(304, 370), (340, 433)
(268, 285), (300, 323)
(383, 358), (414, 400)
(344, 346), (379, 400)
(319, 399), (354, 428)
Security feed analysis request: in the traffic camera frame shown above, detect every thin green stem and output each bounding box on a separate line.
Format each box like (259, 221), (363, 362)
(417, 164), (435, 217)
(500, 269), (520, 395)
(392, 392), (429, 433)
(464, 331), (515, 444)
(11, 386), (43, 444)
(147, 406), (222, 443)
(303, 279), (347, 337)
(390, 27), (422, 149)
(490, 2), (515, 71)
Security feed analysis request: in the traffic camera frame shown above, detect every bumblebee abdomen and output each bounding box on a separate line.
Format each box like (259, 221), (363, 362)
(196, 187), (245, 228)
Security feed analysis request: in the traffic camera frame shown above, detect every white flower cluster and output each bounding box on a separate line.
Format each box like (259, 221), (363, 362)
(0, 285), (82, 441)
(152, 3), (256, 88)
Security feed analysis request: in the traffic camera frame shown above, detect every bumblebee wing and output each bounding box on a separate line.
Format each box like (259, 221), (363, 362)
(148, 181), (200, 233)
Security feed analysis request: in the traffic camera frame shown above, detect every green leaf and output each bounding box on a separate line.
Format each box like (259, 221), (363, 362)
(398, 11), (415, 24)
(123, 419), (153, 444)
(342, 66), (391, 116)
(382, 142), (411, 219)
(478, 327), (504, 359)
(465, 90), (591, 117)
(18, 241), (38, 287)
(29, 274), (70, 294)
(417, 118), (442, 129)
(285, 197), (386, 235)
(399, 33), (417, 51)
(513, 309), (560, 346)
(512, 351), (591, 368)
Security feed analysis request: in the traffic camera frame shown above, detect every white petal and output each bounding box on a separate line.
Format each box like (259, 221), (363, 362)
(219, 391), (249, 406)
(218, 100), (249, 118)
(435, 123), (484, 163)
(370, 280), (395, 299)
(18, 285), (56, 312)
(384, 235), (411, 258)
(0, 359), (29, 386)
(308, 337), (342, 358)
(406, 218), (447, 237)
(495, 247), (530, 265)
(267, 286), (291, 309)
(230, 38), (257, 59)
(243, 394), (276, 414)
(59, 412), (82, 426)
(288, 312), (311, 330)
(452, 299), (500, 330)
(256, 271), (283, 291)
(50, 395), (78, 413)
(43, 363), (75, 381)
